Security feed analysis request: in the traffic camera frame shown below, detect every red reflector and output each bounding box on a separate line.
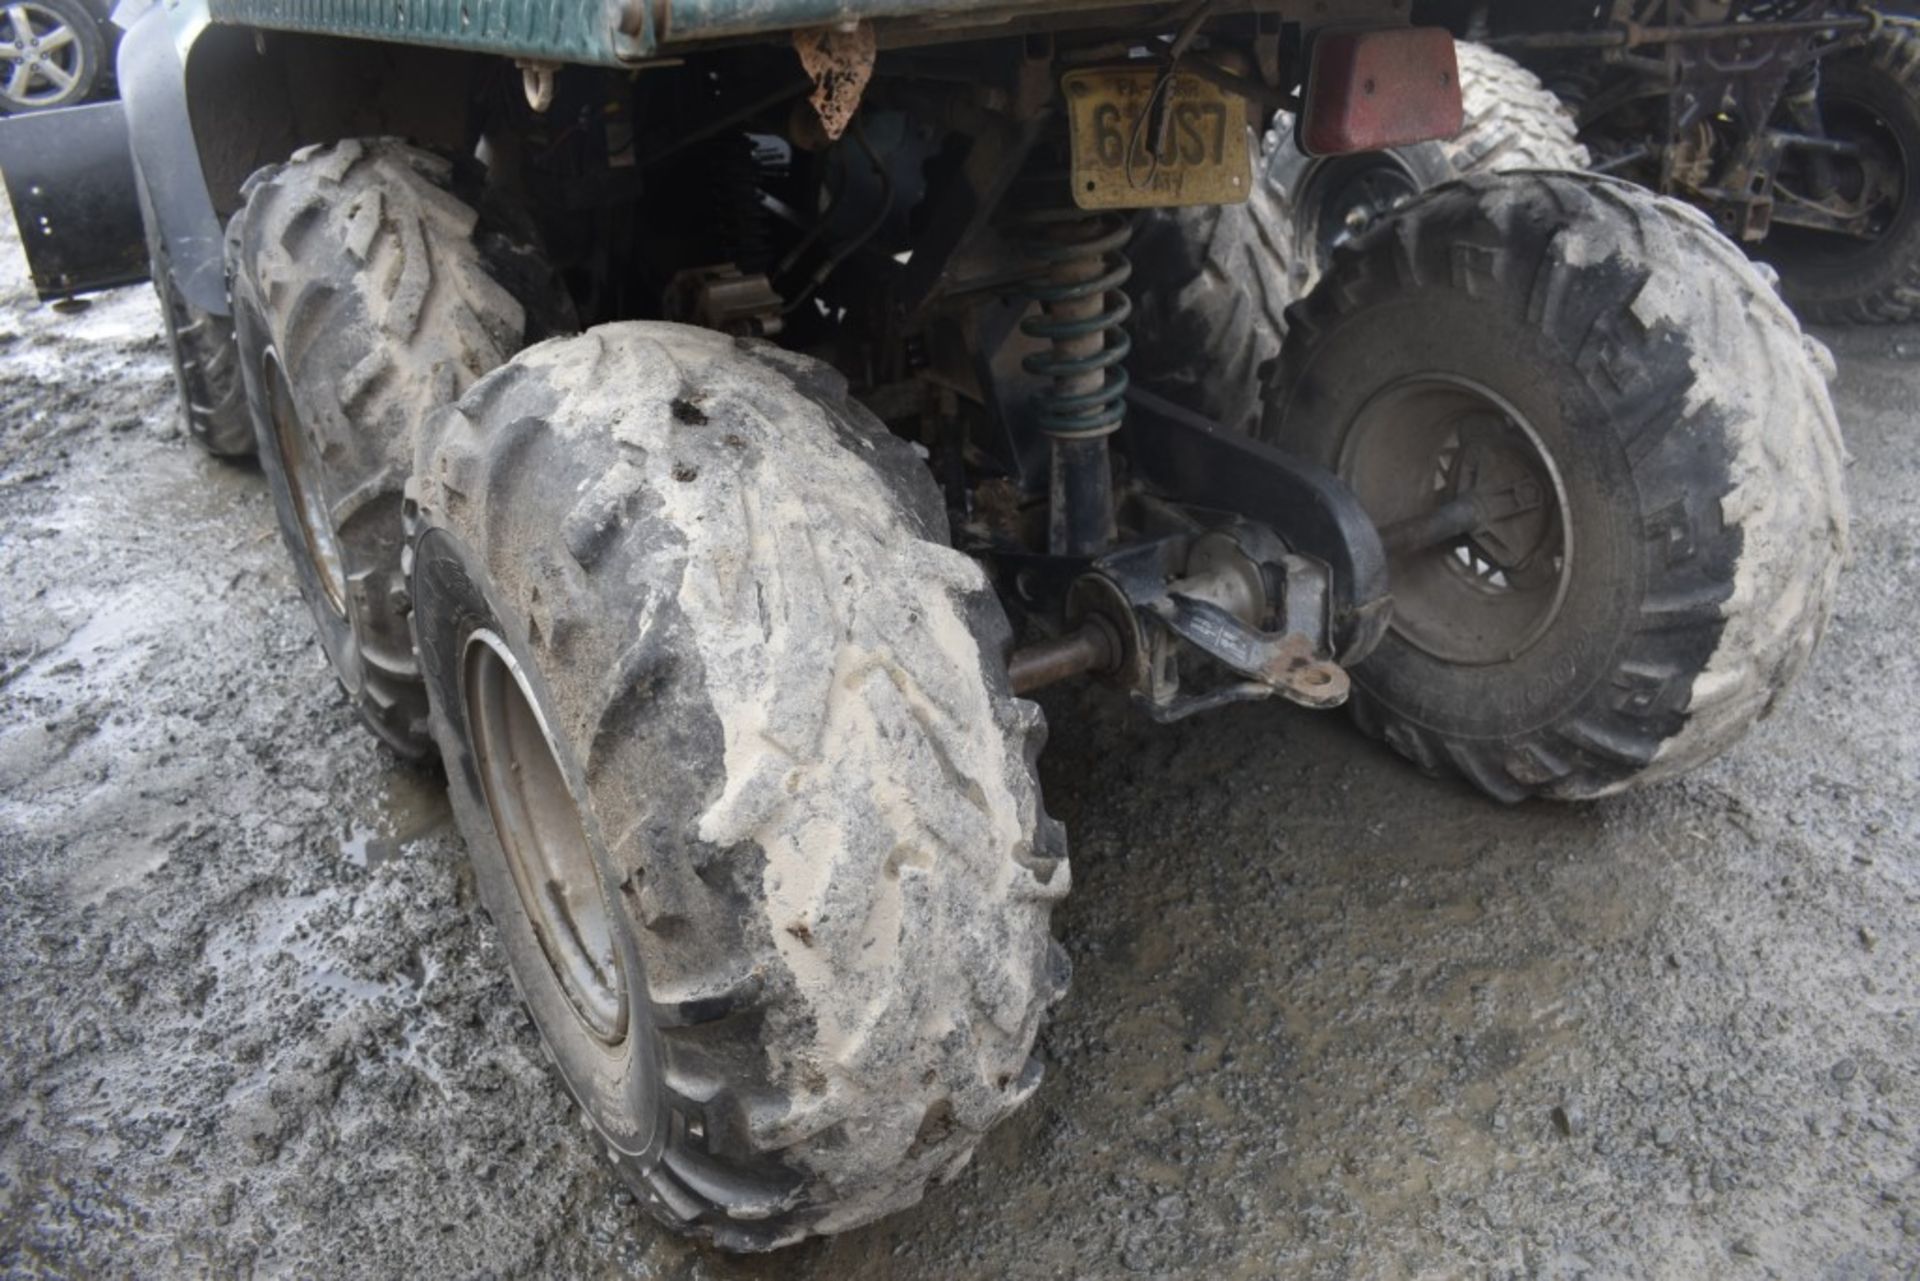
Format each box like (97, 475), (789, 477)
(1300, 27), (1464, 157)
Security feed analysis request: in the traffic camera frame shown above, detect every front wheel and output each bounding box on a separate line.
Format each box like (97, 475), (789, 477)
(139, 174), (251, 458)
(1265, 172), (1848, 802)
(227, 139), (572, 756)
(406, 322), (1070, 1248)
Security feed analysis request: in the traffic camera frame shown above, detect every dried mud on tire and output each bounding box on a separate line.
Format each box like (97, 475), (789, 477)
(1267, 173), (1847, 800)
(1445, 43), (1592, 177)
(407, 322), (1070, 1247)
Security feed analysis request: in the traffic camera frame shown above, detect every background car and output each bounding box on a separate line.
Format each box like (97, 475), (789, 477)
(1, 0), (117, 113)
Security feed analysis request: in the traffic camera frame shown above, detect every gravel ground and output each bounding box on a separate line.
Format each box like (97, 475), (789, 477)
(1, 198), (1916, 1280)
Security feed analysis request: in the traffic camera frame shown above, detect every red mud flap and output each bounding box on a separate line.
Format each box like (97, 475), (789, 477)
(1299, 27), (1463, 157)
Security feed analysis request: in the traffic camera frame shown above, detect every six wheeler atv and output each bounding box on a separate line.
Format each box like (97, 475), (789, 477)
(1416, 0), (1920, 323)
(100, 0), (1848, 1251)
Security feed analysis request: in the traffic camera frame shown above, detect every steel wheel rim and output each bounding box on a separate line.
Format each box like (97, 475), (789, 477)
(2, 3), (84, 108)
(462, 629), (629, 1045)
(262, 350), (349, 618)
(1340, 374), (1574, 666)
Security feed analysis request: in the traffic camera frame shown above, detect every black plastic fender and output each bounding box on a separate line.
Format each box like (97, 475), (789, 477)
(115, 0), (225, 314)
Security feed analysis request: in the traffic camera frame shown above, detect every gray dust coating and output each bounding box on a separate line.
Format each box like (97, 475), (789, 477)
(0, 200), (1916, 1278)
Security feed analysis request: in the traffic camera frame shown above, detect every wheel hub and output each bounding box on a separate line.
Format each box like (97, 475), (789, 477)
(462, 630), (629, 1045)
(2, 4), (80, 108)
(1339, 375), (1572, 666)
(1436, 412), (1558, 581)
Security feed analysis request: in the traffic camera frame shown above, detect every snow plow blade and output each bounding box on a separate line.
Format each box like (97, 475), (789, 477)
(0, 100), (147, 301)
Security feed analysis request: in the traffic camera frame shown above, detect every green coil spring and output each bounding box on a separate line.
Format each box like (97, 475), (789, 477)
(1018, 211), (1135, 439)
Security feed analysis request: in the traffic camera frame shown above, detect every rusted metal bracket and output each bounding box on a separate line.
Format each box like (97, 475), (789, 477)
(663, 265), (785, 337)
(1146, 594), (1348, 710)
(1487, 14), (1876, 52)
(1005, 523), (1352, 718)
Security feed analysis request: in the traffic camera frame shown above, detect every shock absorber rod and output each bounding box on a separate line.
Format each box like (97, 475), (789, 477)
(1052, 435), (1115, 558)
(1019, 211), (1134, 557)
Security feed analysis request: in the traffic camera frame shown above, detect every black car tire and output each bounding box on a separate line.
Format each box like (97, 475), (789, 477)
(0, 0), (103, 114)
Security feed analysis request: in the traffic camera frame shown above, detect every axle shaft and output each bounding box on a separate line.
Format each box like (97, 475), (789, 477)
(1007, 623), (1118, 696)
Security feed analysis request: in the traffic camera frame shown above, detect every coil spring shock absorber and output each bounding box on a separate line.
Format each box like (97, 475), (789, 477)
(1019, 210), (1133, 557)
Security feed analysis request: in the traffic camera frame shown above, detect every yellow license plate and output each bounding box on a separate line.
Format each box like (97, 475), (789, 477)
(1063, 67), (1253, 210)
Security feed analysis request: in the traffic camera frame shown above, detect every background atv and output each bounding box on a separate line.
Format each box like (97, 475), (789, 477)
(1417, 0), (1920, 323)
(73, 0), (1849, 1252)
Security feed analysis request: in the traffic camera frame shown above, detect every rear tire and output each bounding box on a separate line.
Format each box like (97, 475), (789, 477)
(1266, 173), (1848, 802)
(1444, 43), (1591, 177)
(406, 322), (1071, 1248)
(1128, 127), (1303, 432)
(227, 138), (573, 757)
(1129, 119), (1454, 432)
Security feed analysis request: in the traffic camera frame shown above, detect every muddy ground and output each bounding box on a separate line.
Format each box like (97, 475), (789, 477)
(0, 200), (1916, 1281)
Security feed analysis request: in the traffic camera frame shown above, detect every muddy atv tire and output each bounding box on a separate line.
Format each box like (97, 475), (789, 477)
(1444, 43), (1591, 177)
(1762, 20), (1920, 324)
(142, 183), (251, 459)
(1128, 130), (1301, 433)
(1265, 172), (1848, 802)
(1130, 119), (1453, 432)
(405, 322), (1071, 1249)
(227, 138), (573, 757)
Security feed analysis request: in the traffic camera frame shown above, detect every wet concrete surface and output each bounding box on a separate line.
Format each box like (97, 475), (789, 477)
(1, 202), (1916, 1279)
